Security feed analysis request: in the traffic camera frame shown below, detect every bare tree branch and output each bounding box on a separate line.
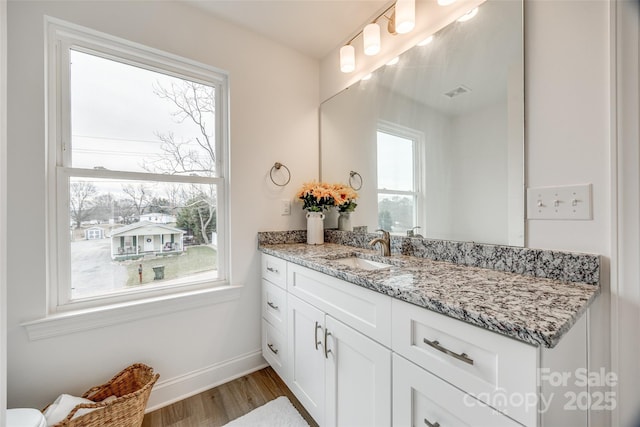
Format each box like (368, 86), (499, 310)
(70, 181), (97, 228)
(147, 80), (216, 177)
(122, 183), (153, 217)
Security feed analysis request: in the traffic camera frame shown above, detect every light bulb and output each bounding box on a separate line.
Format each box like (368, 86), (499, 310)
(340, 45), (355, 73)
(363, 23), (381, 56)
(417, 35), (434, 46)
(395, 0), (415, 34)
(457, 7), (478, 22)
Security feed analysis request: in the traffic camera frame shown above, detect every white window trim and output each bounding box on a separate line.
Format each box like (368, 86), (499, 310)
(22, 285), (243, 341)
(376, 120), (426, 231)
(43, 17), (231, 316)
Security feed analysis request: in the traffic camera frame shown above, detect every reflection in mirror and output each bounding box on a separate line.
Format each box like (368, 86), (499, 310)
(320, 0), (523, 246)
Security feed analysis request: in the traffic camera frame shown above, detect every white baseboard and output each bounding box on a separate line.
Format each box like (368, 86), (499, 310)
(146, 350), (267, 413)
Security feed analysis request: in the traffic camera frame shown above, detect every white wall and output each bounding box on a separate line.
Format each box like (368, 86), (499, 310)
(449, 101), (508, 244)
(320, 0), (613, 424)
(525, 3), (611, 425)
(7, 0), (318, 409)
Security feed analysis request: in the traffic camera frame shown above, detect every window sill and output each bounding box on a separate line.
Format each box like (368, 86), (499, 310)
(22, 285), (242, 341)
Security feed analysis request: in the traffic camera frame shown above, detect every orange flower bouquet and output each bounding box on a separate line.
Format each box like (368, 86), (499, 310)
(296, 182), (358, 212)
(334, 184), (358, 213)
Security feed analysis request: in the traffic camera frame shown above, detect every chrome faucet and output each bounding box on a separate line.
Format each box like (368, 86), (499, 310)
(369, 229), (391, 257)
(407, 226), (423, 238)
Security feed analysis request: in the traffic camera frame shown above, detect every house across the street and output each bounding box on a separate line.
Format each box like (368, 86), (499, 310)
(110, 221), (184, 260)
(139, 212), (176, 224)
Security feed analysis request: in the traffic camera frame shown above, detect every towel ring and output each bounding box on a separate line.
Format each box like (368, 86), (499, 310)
(349, 171), (363, 191)
(270, 162), (291, 187)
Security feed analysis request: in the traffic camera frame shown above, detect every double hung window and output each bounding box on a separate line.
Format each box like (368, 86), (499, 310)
(376, 122), (423, 234)
(47, 21), (229, 311)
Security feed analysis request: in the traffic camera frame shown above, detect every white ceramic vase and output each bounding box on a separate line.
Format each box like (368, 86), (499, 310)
(338, 212), (353, 231)
(306, 211), (325, 244)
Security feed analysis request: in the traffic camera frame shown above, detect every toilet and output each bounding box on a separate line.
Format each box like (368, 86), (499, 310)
(7, 408), (47, 427)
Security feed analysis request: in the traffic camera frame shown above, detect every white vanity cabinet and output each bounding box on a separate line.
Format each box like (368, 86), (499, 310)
(286, 263), (392, 427)
(261, 254), (288, 381)
(260, 253), (589, 427)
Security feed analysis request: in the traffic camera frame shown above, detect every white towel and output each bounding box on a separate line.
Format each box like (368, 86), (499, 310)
(43, 394), (96, 426)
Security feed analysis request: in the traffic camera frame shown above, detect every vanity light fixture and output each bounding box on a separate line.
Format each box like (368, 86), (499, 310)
(363, 23), (381, 55)
(339, 0), (415, 73)
(340, 45), (356, 73)
(386, 56), (400, 66)
(394, 0), (415, 34)
(417, 35), (434, 46)
(457, 7), (479, 22)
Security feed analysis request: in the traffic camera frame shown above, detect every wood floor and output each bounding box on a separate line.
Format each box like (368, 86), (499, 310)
(142, 367), (318, 427)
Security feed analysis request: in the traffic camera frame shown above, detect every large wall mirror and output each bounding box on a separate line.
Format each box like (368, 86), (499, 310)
(320, 0), (524, 246)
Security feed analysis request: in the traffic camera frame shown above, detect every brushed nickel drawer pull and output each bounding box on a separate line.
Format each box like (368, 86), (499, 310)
(324, 329), (332, 359)
(424, 418), (440, 427)
(315, 322), (322, 350)
(266, 266), (279, 274)
(267, 343), (278, 355)
(423, 338), (474, 365)
(267, 301), (279, 310)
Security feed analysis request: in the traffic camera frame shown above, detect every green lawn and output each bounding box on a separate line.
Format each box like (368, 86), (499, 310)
(125, 245), (217, 286)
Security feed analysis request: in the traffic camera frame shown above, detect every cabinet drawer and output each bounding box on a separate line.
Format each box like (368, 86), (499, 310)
(392, 299), (537, 426)
(262, 279), (286, 332)
(288, 262), (392, 346)
(262, 319), (286, 380)
(262, 254), (287, 288)
(393, 354), (522, 427)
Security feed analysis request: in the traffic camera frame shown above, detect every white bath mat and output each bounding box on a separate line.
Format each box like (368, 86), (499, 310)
(223, 396), (310, 427)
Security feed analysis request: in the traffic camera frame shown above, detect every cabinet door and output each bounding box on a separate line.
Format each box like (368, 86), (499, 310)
(287, 294), (325, 426)
(325, 316), (391, 427)
(393, 354), (522, 427)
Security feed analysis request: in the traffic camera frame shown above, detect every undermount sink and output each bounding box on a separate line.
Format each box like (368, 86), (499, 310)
(333, 256), (393, 271)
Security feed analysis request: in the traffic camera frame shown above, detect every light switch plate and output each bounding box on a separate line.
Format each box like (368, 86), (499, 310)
(280, 199), (291, 216)
(527, 184), (592, 220)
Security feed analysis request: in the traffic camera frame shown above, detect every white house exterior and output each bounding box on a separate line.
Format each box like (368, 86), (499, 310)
(110, 221), (184, 260)
(139, 212), (176, 224)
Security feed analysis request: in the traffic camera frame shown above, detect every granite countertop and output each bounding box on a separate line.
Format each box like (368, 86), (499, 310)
(259, 242), (600, 348)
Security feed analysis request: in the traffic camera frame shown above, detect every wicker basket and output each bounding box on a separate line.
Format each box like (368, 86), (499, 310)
(48, 363), (159, 427)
